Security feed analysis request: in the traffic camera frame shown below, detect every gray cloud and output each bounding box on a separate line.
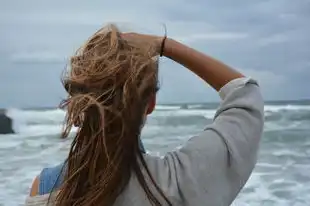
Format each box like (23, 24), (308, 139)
(0, 0), (309, 108)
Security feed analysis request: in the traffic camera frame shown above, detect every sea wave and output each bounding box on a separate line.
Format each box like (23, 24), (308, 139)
(3, 103), (309, 137)
(1, 103), (310, 205)
(264, 105), (310, 112)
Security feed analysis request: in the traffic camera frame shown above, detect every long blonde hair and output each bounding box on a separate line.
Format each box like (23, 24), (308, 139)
(54, 24), (171, 205)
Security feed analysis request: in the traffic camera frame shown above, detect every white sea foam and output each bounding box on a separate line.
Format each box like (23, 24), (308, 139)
(152, 109), (216, 119)
(154, 105), (180, 110)
(265, 105), (310, 112)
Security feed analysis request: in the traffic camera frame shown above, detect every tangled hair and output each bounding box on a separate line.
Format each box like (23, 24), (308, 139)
(54, 24), (171, 205)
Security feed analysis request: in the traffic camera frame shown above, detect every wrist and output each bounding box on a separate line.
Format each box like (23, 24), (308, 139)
(160, 38), (175, 58)
(152, 36), (163, 55)
(159, 36), (167, 57)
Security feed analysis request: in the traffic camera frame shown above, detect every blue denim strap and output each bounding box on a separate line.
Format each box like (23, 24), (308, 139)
(38, 163), (65, 195)
(38, 138), (145, 195)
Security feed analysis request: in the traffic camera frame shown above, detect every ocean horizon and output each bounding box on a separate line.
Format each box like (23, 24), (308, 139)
(2, 98), (310, 111)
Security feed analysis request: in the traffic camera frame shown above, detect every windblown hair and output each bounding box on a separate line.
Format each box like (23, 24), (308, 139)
(55, 24), (171, 205)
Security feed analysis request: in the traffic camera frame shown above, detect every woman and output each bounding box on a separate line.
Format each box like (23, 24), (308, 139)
(26, 24), (264, 206)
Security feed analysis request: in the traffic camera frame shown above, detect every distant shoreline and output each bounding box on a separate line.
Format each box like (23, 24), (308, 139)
(1, 99), (309, 111)
(160, 99), (310, 106)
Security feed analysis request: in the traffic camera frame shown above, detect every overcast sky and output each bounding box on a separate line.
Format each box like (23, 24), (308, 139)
(0, 0), (309, 108)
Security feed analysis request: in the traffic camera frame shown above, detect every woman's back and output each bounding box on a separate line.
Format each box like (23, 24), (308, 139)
(26, 70), (264, 205)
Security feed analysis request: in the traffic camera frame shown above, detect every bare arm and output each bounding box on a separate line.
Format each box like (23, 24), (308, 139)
(163, 38), (244, 91)
(121, 33), (243, 91)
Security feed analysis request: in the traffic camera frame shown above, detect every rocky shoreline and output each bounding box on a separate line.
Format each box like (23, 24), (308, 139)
(0, 109), (14, 134)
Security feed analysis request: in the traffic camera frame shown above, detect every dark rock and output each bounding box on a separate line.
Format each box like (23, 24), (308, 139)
(180, 104), (188, 109)
(0, 109), (14, 134)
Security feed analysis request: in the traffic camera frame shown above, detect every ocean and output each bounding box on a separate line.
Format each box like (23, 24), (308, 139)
(0, 100), (309, 206)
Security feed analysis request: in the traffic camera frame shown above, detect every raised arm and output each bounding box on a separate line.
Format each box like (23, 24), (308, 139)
(163, 38), (244, 91)
(145, 38), (264, 205)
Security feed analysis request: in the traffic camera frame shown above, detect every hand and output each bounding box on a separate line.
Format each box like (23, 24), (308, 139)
(120, 32), (164, 55)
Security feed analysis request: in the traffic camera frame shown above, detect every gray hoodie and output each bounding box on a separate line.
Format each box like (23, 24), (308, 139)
(25, 77), (264, 206)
